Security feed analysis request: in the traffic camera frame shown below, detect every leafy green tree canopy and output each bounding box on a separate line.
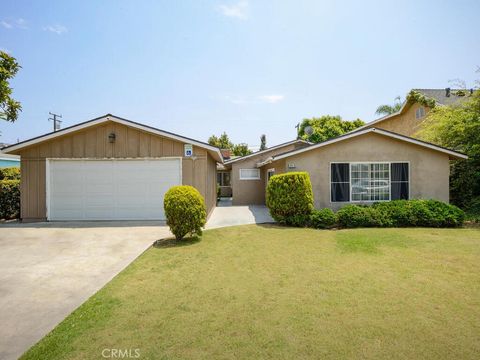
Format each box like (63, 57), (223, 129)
(208, 132), (233, 149)
(418, 89), (480, 209)
(232, 143), (252, 156)
(0, 51), (22, 122)
(297, 115), (364, 143)
(208, 132), (253, 156)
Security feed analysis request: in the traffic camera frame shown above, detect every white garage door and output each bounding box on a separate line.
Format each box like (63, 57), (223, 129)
(47, 159), (181, 220)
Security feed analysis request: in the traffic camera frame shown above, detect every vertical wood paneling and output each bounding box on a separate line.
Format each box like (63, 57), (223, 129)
(150, 135), (163, 156)
(139, 132), (150, 157)
(114, 124), (127, 157)
(85, 128), (97, 157)
(96, 126), (106, 157)
(163, 139), (174, 156)
(17, 120), (217, 220)
(127, 128), (139, 157)
(72, 133), (85, 157)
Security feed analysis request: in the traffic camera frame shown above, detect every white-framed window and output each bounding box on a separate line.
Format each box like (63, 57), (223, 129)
(331, 162), (409, 202)
(267, 168), (275, 181)
(239, 168), (260, 180)
(415, 106), (425, 119)
(351, 163), (390, 202)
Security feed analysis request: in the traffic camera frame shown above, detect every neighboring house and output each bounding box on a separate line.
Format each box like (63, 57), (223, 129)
(2, 114), (222, 222)
(222, 140), (311, 205)
(0, 151), (20, 168)
(226, 128), (466, 210)
(358, 88), (475, 137)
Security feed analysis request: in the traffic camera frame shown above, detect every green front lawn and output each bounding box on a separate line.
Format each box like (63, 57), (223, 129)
(23, 225), (480, 359)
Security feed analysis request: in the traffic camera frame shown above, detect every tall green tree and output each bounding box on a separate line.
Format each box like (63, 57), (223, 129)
(375, 96), (403, 116)
(259, 134), (267, 150)
(418, 89), (480, 209)
(208, 132), (253, 156)
(0, 51), (22, 122)
(232, 143), (252, 156)
(208, 132), (233, 149)
(297, 115), (364, 143)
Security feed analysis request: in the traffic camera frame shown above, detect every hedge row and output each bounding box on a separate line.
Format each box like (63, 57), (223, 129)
(0, 167), (20, 180)
(266, 172), (465, 229)
(0, 180), (20, 220)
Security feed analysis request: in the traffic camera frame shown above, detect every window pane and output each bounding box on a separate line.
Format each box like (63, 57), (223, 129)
(331, 183), (350, 202)
(217, 173), (222, 185)
(350, 163), (390, 202)
(391, 182), (409, 200)
(391, 163), (408, 182)
(240, 169), (260, 180)
(331, 163), (349, 182)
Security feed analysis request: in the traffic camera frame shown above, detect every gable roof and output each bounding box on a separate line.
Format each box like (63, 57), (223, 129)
(223, 139), (311, 165)
(257, 127), (467, 166)
(356, 88), (475, 131)
(2, 114), (224, 162)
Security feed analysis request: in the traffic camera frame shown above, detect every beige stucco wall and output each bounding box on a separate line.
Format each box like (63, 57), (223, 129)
(16, 121), (217, 221)
(268, 132), (450, 211)
(365, 103), (431, 138)
(231, 142), (308, 205)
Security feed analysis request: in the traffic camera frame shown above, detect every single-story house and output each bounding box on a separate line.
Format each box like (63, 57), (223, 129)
(1, 114), (222, 222)
(223, 139), (311, 205)
(222, 128), (467, 210)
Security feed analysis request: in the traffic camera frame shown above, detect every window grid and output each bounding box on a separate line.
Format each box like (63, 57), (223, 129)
(350, 163), (390, 202)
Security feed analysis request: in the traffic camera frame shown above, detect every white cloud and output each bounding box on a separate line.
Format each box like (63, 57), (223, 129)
(217, 0), (249, 20)
(258, 95), (285, 104)
(43, 24), (68, 35)
(1, 18), (28, 29)
(15, 18), (28, 29)
(1, 20), (13, 29)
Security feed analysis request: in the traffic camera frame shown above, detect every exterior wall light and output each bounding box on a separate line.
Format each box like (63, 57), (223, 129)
(108, 133), (116, 143)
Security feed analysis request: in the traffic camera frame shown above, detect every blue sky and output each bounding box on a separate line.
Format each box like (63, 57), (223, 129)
(1, 0), (479, 149)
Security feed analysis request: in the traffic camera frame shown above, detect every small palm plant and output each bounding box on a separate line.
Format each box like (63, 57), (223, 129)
(375, 96), (403, 116)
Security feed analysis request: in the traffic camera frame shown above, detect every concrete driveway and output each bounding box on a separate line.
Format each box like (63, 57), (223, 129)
(206, 204), (274, 229)
(0, 221), (170, 360)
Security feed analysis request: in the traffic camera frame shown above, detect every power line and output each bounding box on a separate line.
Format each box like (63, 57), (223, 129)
(48, 112), (62, 132)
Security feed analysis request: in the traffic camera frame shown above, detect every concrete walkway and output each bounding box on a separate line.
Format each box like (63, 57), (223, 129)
(206, 203), (274, 229)
(0, 221), (170, 360)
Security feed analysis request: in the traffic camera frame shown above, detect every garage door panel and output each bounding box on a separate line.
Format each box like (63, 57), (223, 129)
(48, 159), (181, 220)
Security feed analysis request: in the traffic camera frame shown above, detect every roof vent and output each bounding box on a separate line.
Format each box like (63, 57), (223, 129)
(445, 88), (451, 97)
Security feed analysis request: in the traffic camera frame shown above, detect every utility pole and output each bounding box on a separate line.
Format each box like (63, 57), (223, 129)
(49, 112), (62, 132)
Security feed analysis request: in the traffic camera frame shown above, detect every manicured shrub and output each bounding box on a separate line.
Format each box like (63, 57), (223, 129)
(310, 208), (337, 229)
(336, 205), (386, 228)
(338, 200), (465, 229)
(0, 167), (20, 180)
(0, 180), (20, 219)
(266, 172), (314, 225)
(286, 213), (311, 227)
(164, 185), (207, 240)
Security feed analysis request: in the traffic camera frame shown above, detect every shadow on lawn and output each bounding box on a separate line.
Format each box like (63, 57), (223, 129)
(153, 236), (201, 249)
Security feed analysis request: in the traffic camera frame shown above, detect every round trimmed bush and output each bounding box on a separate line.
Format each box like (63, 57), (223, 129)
(266, 172), (314, 225)
(164, 185), (207, 240)
(310, 208), (337, 229)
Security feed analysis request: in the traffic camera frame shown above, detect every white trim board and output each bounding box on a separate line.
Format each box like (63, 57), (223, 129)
(3, 114), (223, 162)
(262, 128), (467, 164)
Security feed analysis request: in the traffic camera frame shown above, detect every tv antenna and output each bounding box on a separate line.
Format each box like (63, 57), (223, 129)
(49, 112), (63, 132)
